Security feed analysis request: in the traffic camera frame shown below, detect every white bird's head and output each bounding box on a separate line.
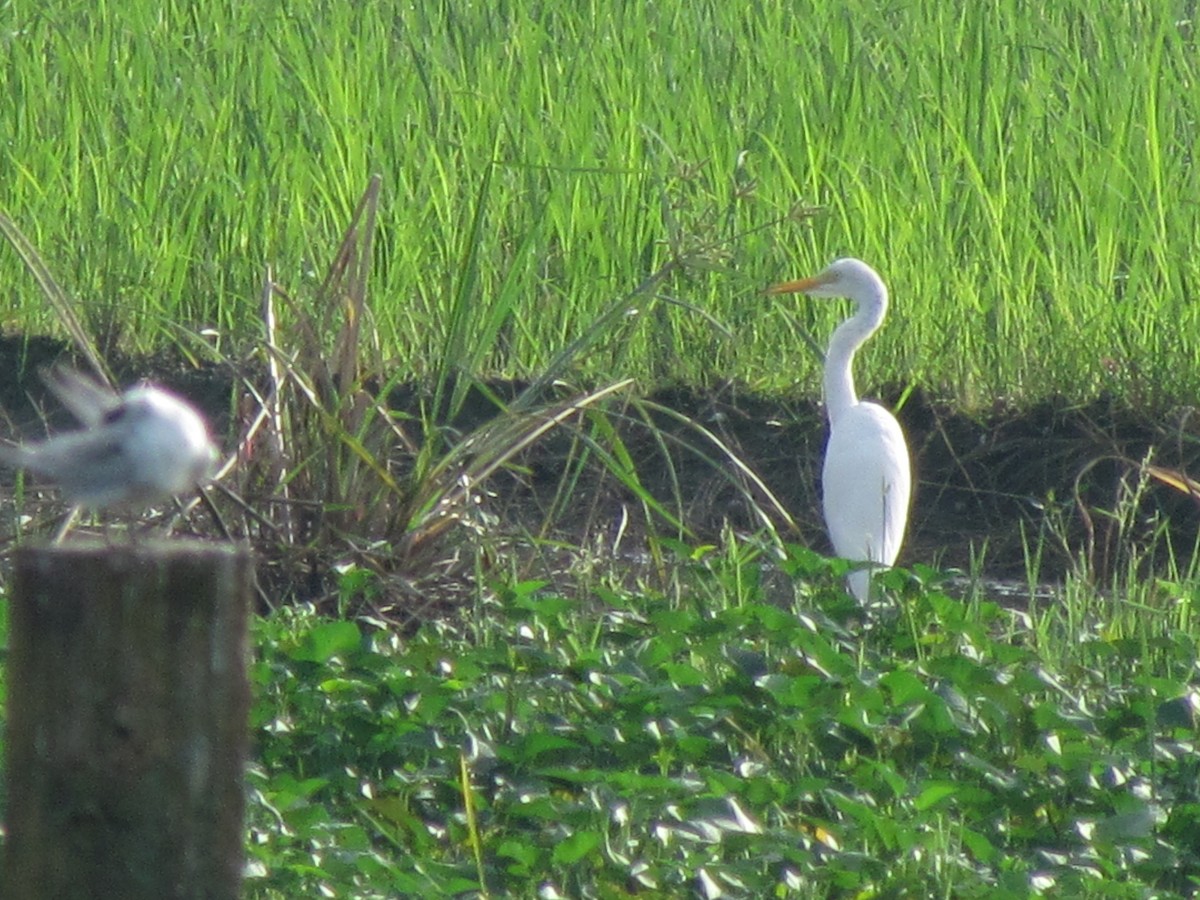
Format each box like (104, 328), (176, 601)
(766, 257), (887, 305)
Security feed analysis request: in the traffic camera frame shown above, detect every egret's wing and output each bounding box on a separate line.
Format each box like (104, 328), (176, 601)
(39, 365), (121, 427)
(822, 403), (911, 568)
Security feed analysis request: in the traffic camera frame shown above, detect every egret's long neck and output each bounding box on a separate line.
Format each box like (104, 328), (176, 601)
(824, 284), (887, 426)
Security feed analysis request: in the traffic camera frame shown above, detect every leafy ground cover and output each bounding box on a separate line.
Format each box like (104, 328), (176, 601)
(244, 549), (1200, 897)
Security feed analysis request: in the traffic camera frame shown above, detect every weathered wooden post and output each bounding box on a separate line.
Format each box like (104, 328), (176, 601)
(3, 540), (252, 900)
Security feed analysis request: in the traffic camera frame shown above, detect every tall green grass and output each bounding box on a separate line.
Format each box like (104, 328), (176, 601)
(1, 1), (1198, 409)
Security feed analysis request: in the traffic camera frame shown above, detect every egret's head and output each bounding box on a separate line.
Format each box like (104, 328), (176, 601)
(766, 257), (885, 302)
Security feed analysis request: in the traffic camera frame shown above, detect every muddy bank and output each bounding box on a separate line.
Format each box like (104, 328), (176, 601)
(485, 382), (1200, 586)
(0, 333), (1196, 595)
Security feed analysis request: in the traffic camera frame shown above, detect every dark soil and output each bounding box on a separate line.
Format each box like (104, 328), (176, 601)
(482, 381), (1200, 586)
(2, 333), (1198, 610)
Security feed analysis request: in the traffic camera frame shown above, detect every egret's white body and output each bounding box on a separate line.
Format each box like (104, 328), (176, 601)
(0, 367), (218, 510)
(769, 258), (911, 601)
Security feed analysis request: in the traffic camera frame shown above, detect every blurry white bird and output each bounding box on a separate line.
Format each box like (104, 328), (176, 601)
(0, 366), (218, 510)
(768, 258), (911, 601)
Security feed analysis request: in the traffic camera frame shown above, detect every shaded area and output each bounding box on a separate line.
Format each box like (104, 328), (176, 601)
(490, 382), (1200, 586)
(0, 333), (1197, 605)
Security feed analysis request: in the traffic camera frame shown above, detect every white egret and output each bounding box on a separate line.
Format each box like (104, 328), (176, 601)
(0, 366), (218, 510)
(768, 258), (911, 601)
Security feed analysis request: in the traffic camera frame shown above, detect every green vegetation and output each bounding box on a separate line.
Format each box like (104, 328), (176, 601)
(1, 535), (1198, 896)
(3, 1), (1200, 897)
(2, 1), (1199, 408)
(243, 549), (1200, 897)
